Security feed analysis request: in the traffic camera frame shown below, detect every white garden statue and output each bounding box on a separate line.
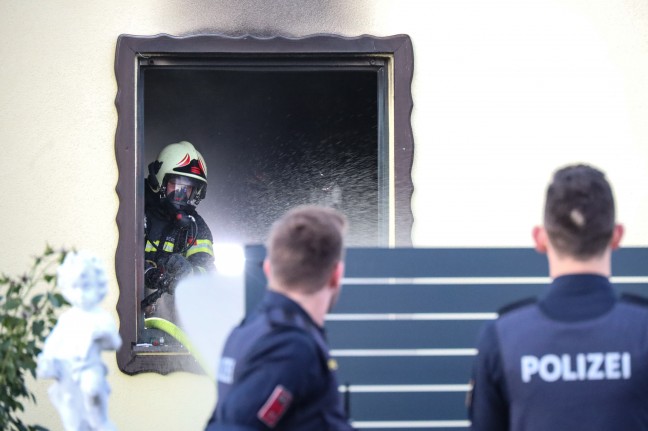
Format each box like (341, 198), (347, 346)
(37, 251), (122, 431)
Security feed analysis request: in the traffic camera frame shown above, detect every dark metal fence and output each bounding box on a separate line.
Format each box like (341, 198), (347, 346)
(245, 246), (648, 430)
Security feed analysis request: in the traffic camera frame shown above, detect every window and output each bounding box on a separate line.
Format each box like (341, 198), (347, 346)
(115, 34), (414, 374)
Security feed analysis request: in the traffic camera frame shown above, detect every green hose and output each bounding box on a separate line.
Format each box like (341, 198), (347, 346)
(144, 317), (214, 380)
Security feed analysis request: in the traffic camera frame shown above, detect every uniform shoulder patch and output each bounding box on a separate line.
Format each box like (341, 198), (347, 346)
(257, 385), (293, 428)
(620, 292), (648, 307)
(498, 297), (537, 315)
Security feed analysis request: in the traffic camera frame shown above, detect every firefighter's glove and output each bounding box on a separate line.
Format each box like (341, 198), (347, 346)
(166, 254), (193, 279)
(144, 267), (166, 290)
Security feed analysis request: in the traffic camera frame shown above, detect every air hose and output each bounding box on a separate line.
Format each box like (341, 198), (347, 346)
(144, 317), (214, 380)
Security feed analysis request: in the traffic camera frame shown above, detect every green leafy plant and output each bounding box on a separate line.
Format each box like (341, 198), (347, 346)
(0, 246), (70, 431)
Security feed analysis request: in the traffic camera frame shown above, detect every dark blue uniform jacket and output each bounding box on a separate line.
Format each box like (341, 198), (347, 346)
(470, 274), (648, 430)
(205, 291), (354, 431)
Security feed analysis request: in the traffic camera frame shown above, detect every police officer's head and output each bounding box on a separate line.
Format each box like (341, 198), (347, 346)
(266, 205), (347, 294)
(540, 164), (620, 260)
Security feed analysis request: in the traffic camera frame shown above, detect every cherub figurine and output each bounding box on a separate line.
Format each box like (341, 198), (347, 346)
(37, 251), (122, 431)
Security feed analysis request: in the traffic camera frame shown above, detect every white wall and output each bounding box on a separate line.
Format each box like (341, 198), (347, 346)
(1, 0), (647, 430)
(404, 0), (648, 247)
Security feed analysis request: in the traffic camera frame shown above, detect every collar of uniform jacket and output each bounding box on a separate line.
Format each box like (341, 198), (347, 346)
(262, 290), (325, 333)
(539, 274), (616, 322)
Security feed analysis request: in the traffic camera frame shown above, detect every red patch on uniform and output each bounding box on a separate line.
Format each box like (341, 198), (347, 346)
(257, 385), (293, 428)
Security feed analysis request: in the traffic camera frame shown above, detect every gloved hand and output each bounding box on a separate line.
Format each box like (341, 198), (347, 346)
(166, 254), (193, 279)
(144, 267), (167, 290)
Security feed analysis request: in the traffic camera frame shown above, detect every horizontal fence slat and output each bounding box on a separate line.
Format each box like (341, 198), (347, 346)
(327, 313), (499, 321)
(333, 283), (545, 313)
(335, 356), (474, 385)
(353, 421), (470, 430)
(245, 247), (648, 279)
(331, 349), (477, 357)
(616, 283), (648, 297)
(612, 249), (648, 276)
(244, 246), (648, 311)
(332, 283), (648, 314)
(347, 392), (468, 421)
(344, 248), (548, 278)
(341, 385), (471, 393)
(328, 320), (485, 349)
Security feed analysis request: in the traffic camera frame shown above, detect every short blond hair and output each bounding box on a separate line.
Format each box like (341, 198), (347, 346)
(267, 206), (347, 293)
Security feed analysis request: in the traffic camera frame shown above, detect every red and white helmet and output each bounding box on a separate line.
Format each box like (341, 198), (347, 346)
(148, 141), (208, 208)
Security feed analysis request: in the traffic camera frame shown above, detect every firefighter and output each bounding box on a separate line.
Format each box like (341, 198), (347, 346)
(143, 141), (215, 321)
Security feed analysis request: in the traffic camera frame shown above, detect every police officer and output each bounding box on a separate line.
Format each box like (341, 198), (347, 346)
(469, 164), (648, 430)
(205, 206), (354, 430)
(143, 141), (215, 320)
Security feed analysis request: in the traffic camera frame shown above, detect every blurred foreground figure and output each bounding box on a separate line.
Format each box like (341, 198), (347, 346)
(206, 205), (355, 430)
(38, 251), (121, 431)
(469, 164), (648, 430)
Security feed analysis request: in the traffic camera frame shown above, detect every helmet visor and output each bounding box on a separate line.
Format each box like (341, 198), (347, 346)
(165, 175), (202, 207)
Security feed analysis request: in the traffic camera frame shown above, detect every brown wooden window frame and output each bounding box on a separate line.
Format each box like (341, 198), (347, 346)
(114, 33), (414, 375)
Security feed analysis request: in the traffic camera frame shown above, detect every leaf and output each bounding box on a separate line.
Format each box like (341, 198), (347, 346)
(0, 338), (11, 350)
(3, 298), (22, 311)
(31, 321), (44, 337)
(1, 315), (23, 330)
(7, 282), (21, 295)
(30, 295), (43, 307)
(26, 340), (37, 352)
(46, 293), (60, 308)
(52, 293), (68, 308)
